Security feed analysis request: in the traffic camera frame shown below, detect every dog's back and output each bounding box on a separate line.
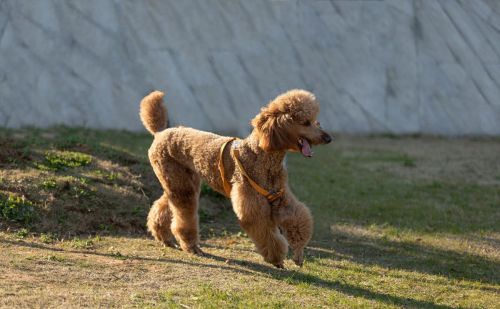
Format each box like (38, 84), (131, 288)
(149, 127), (227, 182)
(140, 91), (232, 194)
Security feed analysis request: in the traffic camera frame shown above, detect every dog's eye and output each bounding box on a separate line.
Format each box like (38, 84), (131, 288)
(303, 120), (311, 126)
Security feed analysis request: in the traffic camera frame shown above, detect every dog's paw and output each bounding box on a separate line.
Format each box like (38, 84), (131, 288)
(187, 245), (205, 256)
(274, 262), (285, 269)
(293, 249), (304, 267)
(163, 239), (178, 249)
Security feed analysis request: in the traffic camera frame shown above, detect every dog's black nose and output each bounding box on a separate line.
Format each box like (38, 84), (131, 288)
(322, 133), (333, 144)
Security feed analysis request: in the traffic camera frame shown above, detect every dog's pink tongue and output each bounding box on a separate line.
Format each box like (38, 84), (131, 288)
(301, 139), (313, 157)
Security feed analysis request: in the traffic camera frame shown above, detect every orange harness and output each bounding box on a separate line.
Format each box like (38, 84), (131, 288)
(218, 138), (284, 205)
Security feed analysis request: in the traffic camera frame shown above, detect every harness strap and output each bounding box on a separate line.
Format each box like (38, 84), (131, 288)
(218, 138), (285, 204)
(232, 147), (284, 204)
(218, 137), (237, 197)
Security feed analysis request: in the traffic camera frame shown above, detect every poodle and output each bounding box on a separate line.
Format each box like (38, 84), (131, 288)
(139, 89), (332, 268)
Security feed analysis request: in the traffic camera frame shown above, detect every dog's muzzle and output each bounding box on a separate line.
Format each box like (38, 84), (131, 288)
(322, 133), (333, 144)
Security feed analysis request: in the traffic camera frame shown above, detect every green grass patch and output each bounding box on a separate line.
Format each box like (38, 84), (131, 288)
(288, 147), (499, 235)
(47, 254), (66, 262)
(402, 154), (416, 167)
(153, 284), (296, 308)
(68, 235), (101, 249)
(0, 194), (35, 224)
(39, 232), (57, 244)
(42, 151), (92, 170)
(94, 170), (120, 181)
(15, 228), (30, 239)
(345, 148), (418, 167)
(40, 179), (58, 190)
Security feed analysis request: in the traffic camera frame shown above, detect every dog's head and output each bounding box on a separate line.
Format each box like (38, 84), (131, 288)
(251, 89), (332, 157)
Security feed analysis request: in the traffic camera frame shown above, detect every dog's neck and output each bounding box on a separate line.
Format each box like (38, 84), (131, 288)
(239, 131), (287, 176)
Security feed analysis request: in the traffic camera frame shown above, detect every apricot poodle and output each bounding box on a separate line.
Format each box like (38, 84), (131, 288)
(139, 89), (332, 268)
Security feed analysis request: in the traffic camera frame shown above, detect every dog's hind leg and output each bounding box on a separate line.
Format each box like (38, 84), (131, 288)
(162, 164), (203, 255)
(149, 156), (202, 254)
(168, 190), (203, 255)
(147, 193), (176, 248)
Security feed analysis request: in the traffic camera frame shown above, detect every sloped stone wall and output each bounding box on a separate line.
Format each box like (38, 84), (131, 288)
(1, 0), (499, 135)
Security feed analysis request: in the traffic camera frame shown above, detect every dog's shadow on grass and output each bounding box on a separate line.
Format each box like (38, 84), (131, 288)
(201, 236), (500, 309)
(1, 237), (454, 309)
(201, 224), (500, 288)
(199, 251), (456, 309)
(305, 229), (500, 287)
(201, 230), (500, 308)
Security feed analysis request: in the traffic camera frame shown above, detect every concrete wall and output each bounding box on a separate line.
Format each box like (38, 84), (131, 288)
(1, 0), (500, 136)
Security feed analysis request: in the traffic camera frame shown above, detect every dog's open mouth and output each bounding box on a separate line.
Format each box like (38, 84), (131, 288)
(298, 138), (313, 157)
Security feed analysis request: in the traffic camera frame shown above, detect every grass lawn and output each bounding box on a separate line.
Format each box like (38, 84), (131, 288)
(0, 127), (499, 308)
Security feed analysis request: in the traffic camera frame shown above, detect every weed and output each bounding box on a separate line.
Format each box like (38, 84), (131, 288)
(98, 223), (111, 232)
(157, 292), (179, 307)
(402, 154), (416, 167)
(0, 194), (35, 224)
(236, 231), (247, 238)
(16, 228), (29, 239)
(34, 162), (57, 171)
(40, 179), (58, 190)
(208, 227), (216, 238)
(70, 236), (100, 249)
(47, 255), (66, 262)
(200, 284), (241, 304)
(220, 229), (229, 237)
(78, 177), (90, 185)
(40, 233), (56, 244)
(71, 181), (92, 198)
(42, 151), (92, 170)
(92, 170), (121, 183)
(108, 247), (127, 260)
(106, 172), (119, 181)
(129, 293), (145, 305)
(76, 188), (92, 199)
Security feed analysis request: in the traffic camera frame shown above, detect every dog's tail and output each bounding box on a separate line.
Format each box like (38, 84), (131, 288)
(139, 91), (168, 135)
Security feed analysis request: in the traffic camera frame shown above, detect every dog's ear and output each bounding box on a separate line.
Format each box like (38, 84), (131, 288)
(251, 110), (295, 152)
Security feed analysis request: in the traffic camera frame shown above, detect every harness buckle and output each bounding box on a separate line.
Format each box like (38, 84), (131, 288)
(266, 189), (284, 207)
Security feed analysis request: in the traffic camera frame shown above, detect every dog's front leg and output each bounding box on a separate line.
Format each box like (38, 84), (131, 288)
(274, 189), (313, 266)
(231, 184), (288, 268)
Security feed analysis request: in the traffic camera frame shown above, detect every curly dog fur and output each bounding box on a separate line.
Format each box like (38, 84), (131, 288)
(140, 89), (332, 268)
